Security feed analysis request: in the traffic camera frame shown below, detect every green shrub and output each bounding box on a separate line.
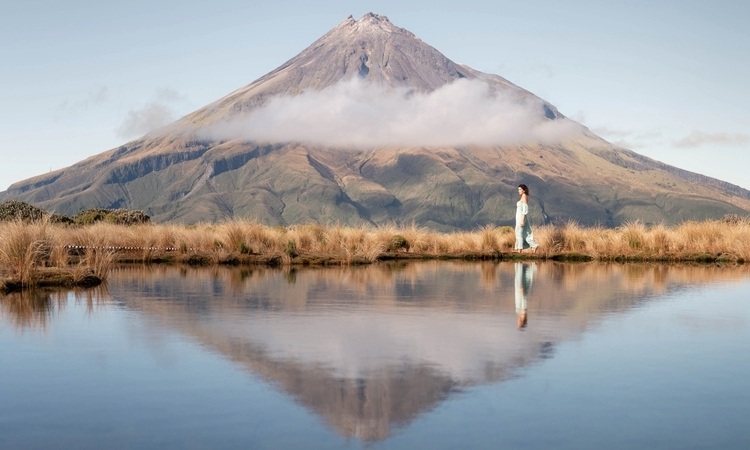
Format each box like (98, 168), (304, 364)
(389, 235), (410, 252)
(285, 240), (298, 258)
(73, 208), (150, 226)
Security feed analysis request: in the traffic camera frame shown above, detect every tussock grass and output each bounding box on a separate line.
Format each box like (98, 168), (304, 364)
(49, 218), (750, 264)
(0, 220), (48, 287)
(2, 216), (750, 291)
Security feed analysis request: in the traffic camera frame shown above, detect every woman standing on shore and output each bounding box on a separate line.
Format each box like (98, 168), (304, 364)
(515, 184), (538, 253)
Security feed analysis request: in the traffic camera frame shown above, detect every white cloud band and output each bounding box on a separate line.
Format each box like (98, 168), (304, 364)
(200, 78), (581, 148)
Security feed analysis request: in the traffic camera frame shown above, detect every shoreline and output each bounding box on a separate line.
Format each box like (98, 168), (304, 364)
(2, 218), (749, 293)
(1, 268), (102, 294)
(0, 252), (747, 295)
(5, 249), (744, 295)
(110, 248), (746, 266)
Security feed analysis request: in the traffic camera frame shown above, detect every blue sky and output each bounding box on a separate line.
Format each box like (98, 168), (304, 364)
(2, 0), (748, 191)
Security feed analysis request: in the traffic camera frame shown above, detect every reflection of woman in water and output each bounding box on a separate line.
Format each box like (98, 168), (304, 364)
(514, 262), (536, 329)
(515, 184), (538, 253)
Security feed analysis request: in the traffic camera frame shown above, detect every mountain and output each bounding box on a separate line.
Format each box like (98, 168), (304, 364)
(2, 13), (749, 229)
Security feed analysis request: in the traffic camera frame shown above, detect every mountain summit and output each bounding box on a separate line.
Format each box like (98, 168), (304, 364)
(181, 12), (562, 135)
(2, 13), (749, 228)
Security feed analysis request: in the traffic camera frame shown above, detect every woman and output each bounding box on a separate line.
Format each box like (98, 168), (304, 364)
(515, 184), (538, 253)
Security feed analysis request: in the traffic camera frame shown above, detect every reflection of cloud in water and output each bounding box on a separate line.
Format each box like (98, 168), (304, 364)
(99, 261), (748, 441)
(216, 308), (542, 381)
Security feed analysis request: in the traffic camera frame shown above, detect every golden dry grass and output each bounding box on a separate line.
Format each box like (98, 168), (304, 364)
(0, 220), (53, 287)
(2, 216), (749, 290)
(531, 219), (750, 261)
(100, 218), (750, 263)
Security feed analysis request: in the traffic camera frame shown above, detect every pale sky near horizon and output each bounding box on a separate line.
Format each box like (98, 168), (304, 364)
(2, 0), (748, 191)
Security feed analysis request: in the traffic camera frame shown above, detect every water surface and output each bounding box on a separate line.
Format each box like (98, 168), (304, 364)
(2, 261), (749, 449)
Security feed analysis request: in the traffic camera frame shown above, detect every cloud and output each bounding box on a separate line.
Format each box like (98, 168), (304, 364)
(117, 88), (186, 139)
(673, 131), (750, 148)
(56, 85), (109, 117)
(200, 78), (581, 148)
(591, 126), (665, 149)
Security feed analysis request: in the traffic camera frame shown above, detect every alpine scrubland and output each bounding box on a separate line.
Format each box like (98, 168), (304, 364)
(3, 215), (749, 292)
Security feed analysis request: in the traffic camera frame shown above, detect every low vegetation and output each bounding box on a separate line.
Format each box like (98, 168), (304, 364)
(0, 200), (151, 226)
(2, 209), (749, 292)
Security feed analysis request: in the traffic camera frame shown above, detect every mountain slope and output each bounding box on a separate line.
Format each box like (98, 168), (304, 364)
(2, 13), (749, 228)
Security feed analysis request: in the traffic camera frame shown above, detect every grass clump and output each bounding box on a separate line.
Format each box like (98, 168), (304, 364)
(0, 220), (48, 287)
(0, 220), (111, 292)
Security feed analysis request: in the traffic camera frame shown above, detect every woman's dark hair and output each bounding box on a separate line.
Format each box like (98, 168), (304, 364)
(518, 184), (529, 195)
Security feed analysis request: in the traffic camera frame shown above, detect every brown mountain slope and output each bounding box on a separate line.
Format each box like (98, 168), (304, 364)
(1, 13), (749, 228)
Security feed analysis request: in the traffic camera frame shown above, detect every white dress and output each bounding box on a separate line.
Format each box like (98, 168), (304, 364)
(515, 200), (538, 250)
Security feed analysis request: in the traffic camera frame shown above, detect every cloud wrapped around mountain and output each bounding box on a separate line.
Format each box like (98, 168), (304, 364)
(201, 78), (581, 148)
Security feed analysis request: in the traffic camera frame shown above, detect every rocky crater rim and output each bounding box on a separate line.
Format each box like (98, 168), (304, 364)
(338, 12), (410, 35)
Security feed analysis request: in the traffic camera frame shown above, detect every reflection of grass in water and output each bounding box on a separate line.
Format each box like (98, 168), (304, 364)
(0, 290), (56, 330)
(114, 258), (749, 298)
(1, 286), (109, 331)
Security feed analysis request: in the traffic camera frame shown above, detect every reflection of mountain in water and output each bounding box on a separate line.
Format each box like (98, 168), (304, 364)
(6, 262), (747, 441)
(209, 339), (459, 441)
(109, 262), (748, 441)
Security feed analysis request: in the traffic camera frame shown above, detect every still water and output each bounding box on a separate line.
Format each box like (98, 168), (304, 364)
(1, 261), (749, 449)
